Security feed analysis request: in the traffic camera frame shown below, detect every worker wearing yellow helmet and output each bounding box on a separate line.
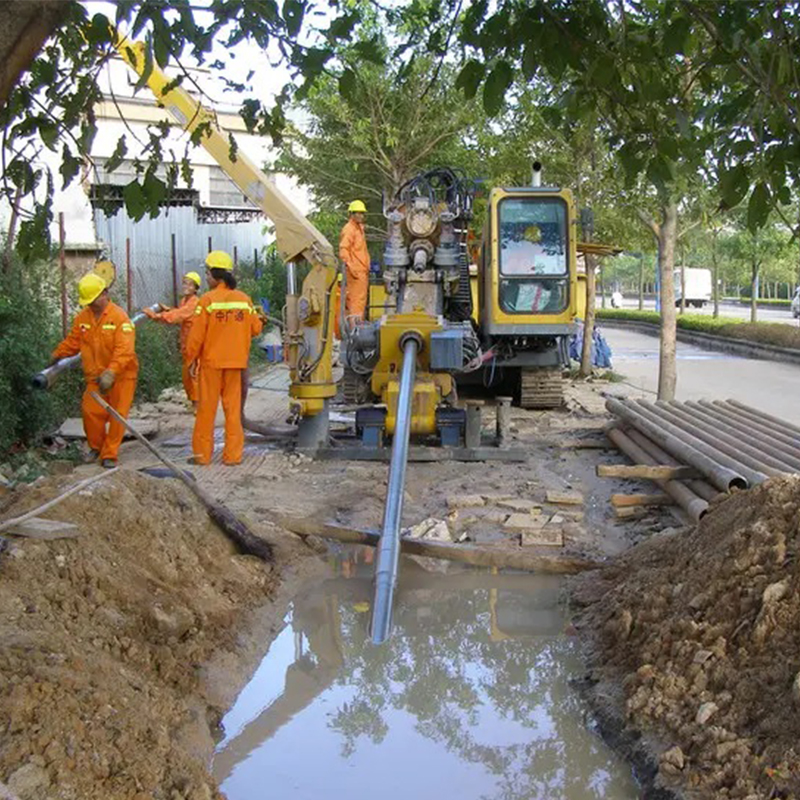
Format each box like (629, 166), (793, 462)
(185, 251), (263, 465)
(339, 200), (370, 322)
(50, 266), (139, 467)
(143, 270), (203, 408)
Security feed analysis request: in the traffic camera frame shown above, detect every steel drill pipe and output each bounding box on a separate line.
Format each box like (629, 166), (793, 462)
(31, 304), (161, 390)
(622, 427), (720, 502)
(630, 401), (769, 485)
(648, 401), (792, 476)
(687, 402), (800, 471)
(726, 399), (800, 438)
(703, 400), (800, 451)
(370, 337), (418, 645)
(710, 400), (800, 447)
(605, 397), (747, 491)
(607, 428), (708, 521)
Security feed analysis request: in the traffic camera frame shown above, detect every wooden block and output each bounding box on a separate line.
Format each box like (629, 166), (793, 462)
(504, 513), (547, 532)
(497, 498), (541, 513)
(447, 494), (485, 509)
(521, 526), (564, 547)
(545, 490), (584, 506)
(6, 518), (81, 539)
(597, 464), (699, 480)
(611, 493), (673, 508)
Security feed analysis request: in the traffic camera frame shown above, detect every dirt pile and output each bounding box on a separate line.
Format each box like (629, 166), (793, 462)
(0, 471), (287, 800)
(574, 477), (800, 799)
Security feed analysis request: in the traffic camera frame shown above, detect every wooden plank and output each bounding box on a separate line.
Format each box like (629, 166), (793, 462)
(546, 490), (584, 505)
(281, 517), (601, 574)
(615, 506), (655, 520)
(521, 526), (564, 547)
(597, 464), (700, 480)
(610, 493), (674, 508)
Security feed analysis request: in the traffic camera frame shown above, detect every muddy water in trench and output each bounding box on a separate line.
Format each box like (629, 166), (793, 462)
(213, 550), (638, 800)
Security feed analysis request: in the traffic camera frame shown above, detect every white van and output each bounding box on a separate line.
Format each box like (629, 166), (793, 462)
(674, 267), (712, 308)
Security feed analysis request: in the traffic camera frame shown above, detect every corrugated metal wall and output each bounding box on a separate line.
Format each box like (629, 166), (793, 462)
(94, 206), (269, 307)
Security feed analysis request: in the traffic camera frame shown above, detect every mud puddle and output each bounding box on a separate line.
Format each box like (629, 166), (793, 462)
(213, 549), (639, 799)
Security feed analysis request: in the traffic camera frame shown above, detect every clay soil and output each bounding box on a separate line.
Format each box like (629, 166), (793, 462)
(572, 476), (800, 800)
(0, 366), (681, 799)
(0, 470), (313, 800)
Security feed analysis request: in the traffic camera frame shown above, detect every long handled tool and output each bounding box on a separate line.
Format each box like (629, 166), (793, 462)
(90, 391), (273, 561)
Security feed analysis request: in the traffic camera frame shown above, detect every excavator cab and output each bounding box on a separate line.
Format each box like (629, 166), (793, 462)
(472, 181), (579, 408)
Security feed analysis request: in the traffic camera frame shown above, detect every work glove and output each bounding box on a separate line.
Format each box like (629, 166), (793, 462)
(98, 369), (115, 394)
(143, 307), (158, 319)
(255, 307), (269, 324)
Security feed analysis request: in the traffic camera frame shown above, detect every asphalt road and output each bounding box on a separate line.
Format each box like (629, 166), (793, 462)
(614, 296), (799, 324)
(603, 326), (800, 427)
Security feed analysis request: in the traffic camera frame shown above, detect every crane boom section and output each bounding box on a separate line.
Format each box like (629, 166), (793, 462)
(112, 35), (334, 267)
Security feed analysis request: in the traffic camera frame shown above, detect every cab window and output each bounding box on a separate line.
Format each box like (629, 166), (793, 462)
(497, 197), (569, 314)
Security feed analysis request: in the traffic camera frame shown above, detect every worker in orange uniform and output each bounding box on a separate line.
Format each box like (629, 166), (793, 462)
(339, 199), (370, 322)
(143, 271), (201, 408)
(185, 251), (262, 466)
(51, 271), (138, 468)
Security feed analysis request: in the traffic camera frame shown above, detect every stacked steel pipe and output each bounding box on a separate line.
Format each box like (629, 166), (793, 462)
(605, 398), (800, 522)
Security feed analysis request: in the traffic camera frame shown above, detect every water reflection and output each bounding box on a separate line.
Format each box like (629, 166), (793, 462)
(214, 550), (638, 800)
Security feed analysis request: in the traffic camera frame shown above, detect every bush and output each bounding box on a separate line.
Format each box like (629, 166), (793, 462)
(597, 308), (800, 350)
(133, 321), (182, 402)
(0, 258), (81, 454)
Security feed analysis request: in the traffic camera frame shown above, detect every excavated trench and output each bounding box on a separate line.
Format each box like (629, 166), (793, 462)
(212, 547), (640, 800)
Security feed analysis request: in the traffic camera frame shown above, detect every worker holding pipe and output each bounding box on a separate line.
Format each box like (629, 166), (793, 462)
(185, 251), (262, 466)
(339, 200), (370, 322)
(50, 272), (139, 468)
(143, 271), (201, 408)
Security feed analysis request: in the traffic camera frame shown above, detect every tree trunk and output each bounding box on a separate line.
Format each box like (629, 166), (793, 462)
(712, 228), (719, 318)
(658, 203), (678, 400)
(580, 253), (597, 377)
(638, 255), (644, 310)
(751, 233), (759, 323)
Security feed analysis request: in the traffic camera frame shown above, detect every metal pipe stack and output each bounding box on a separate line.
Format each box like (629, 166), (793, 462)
(605, 397), (800, 520)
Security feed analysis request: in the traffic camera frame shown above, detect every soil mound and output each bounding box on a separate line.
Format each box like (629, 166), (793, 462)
(574, 476), (800, 800)
(0, 470), (281, 800)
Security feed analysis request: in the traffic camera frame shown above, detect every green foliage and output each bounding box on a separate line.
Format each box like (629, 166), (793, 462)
(236, 246), (299, 318)
(598, 308), (800, 350)
(133, 321), (182, 402)
(0, 258), (81, 454)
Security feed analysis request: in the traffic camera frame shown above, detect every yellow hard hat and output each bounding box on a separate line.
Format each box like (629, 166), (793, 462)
(205, 250), (234, 271)
(78, 273), (106, 306)
(348, 200), (367, 214)
(184, 271), (202, 287)
(92, 260), (116, 287)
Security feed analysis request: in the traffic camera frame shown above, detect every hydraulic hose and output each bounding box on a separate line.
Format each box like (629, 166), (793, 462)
(31, 304), (161, 390)
(370, 336), (418, 645)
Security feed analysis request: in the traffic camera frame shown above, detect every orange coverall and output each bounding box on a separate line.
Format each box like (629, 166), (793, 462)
(339, 217), (370, 320)
(185, 286), (263, 465)
(52, 302), (139, 461)
(156, 295), (199, 402)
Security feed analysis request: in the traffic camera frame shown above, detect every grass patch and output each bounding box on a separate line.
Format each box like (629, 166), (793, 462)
(597, 308), (800, 350)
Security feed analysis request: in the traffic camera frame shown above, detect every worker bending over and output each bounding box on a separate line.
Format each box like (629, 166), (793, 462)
(339, 199), (370, 322)
(51, 271), (138, 468)
(185, 251), (262, 466)
(144, 271), (201, 408)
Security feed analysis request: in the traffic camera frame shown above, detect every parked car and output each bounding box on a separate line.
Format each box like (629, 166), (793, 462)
(792, 287), (800, 318)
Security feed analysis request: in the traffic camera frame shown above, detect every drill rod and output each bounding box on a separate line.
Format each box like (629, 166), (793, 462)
(370, 337), (418, 644)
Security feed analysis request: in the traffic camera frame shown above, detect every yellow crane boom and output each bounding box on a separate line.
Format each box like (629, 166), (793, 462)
(111, 30), (337, 445)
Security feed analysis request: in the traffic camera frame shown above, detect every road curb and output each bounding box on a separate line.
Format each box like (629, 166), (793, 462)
(598, 318), (800, 367)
